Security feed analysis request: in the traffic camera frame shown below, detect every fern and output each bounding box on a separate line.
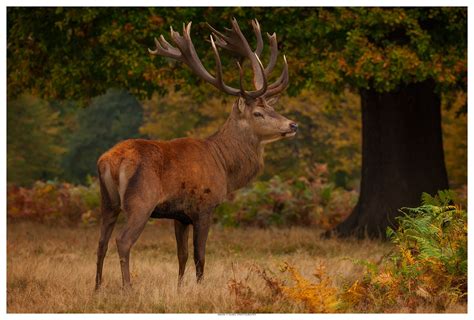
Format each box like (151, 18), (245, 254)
(361, 190), (467, 311)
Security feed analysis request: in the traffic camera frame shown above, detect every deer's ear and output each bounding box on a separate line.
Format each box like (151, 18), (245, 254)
(265, 95), (280, 106)
(237, 97), (247, 113)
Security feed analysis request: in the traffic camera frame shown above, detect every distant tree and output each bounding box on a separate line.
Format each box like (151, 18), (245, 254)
(62, 89), (143, 183)
(139, 89), (203, 140)
(309, 8), (467, 238)
(7, 95), (65, 185)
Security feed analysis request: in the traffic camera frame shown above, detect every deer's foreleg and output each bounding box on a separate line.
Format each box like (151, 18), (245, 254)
(193, 216), (211, 283)
(174, 220), (190, 286)
(116, 205), (151, 290)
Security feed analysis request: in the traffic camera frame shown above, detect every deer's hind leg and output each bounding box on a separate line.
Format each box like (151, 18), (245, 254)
(95, 169), (120, 290)
(115, 164), (157, 290)
(116, 209), (151, 290)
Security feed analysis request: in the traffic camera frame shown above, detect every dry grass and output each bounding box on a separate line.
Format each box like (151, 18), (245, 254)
(6, 220), (465, 313)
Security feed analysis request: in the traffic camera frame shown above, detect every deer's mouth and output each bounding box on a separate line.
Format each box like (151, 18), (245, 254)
(281, 131), (296, 137)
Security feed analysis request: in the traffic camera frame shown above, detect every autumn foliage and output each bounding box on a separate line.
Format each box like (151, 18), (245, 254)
(7, 179), (100, 225)
(216, 163), (356, 228)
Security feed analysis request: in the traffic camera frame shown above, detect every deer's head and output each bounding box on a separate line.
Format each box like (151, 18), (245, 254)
(149, 18), (297, 144)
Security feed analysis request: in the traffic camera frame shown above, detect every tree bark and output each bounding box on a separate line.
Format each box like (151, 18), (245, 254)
(332, 79), (449, 238)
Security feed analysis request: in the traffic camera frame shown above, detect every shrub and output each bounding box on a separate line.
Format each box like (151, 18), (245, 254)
(277, 262), (341, 313)
(344, 190), (467, 312)
(215, 164), (358, 228)
(7, 178), (100, 226)
(228, 262), (343, 313)
(227, 262), (343, 313)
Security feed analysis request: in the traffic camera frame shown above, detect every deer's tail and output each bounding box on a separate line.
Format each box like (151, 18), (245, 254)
(97, 158), (121, 211)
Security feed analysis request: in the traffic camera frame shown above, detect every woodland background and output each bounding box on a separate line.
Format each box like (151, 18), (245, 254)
(6, 7), (467, 313)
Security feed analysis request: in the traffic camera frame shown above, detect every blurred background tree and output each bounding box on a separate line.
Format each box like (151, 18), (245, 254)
(7, 95), (65, 185)
(7, 7), (467, 237)
(441, 91), (467, 189)
(62, 89), (143, 183)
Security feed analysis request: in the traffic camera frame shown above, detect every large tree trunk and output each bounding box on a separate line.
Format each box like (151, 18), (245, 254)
(333, 79), (449, 238)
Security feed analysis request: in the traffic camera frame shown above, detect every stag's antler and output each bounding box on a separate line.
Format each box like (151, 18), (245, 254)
(149, 18), (288, 99)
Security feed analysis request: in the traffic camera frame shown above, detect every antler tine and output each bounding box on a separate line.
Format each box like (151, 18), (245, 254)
(264, 33), (278, 77)
(237, 61), (246, 95)
(158, 35), (172, 51)
(147, 38), (162, 55)
(210, 35), (223, 85)
(247, 53), (268, 98)
(265, 55), (289, 97)
(207, 22), (248, 53)
(148, 34), (182, 60)
(251, 19), (263, 57)
(210, 35), (241, 95)
(236, 53), (268, 100)
(206, 23), (227, 41)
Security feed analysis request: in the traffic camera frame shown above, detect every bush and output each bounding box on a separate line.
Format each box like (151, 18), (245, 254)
(7, 178), (100, 226)
(344, 190), (467, 312)
(387, 190), (467, 307)
(227, 263), (342, 313)
(277, 262), (341, 312)
(215, 164), (357, 228)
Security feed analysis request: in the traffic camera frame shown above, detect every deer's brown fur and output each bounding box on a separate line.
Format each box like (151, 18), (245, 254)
(94, 19), (297, 290)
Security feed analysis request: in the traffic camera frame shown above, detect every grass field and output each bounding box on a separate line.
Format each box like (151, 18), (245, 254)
(7, 220), (466, 313)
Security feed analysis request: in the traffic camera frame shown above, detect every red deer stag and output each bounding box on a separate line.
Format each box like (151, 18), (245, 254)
(95, 18), (297, 290)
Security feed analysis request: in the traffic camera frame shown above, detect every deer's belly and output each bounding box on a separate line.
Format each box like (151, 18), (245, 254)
(151, 188), (222, 224)
(149, 208), (193, 224)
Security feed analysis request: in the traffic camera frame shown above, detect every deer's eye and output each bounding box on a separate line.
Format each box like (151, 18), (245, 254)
(253, 112), (264, 118)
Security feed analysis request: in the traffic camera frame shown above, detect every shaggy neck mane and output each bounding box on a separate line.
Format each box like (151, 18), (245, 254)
(207, 114), (264, 193)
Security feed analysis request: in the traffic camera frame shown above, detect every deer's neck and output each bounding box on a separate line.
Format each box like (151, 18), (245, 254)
(207, 117), (264, 193)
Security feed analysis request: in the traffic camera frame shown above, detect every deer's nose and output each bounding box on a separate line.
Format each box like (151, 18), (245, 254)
(289, 122), (298, 132)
